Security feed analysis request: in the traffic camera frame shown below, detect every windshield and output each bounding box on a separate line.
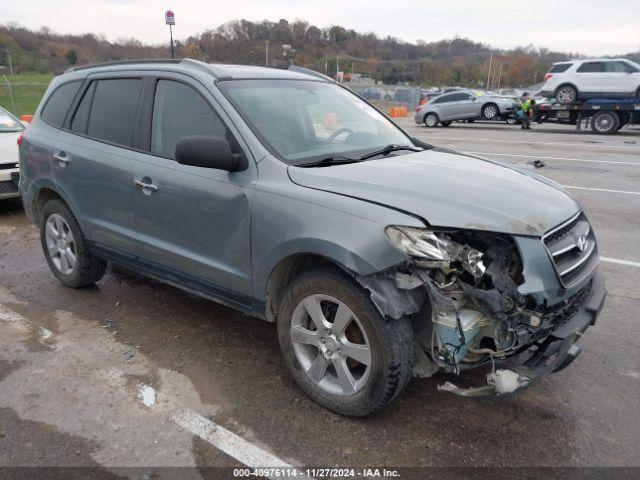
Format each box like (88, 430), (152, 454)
(0, 108), (23, 133)
(219, 79), (414, 165)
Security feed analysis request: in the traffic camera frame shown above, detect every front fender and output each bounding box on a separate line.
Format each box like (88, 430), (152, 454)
(250, 182), (424, 298)
(254, 238), (383, 298)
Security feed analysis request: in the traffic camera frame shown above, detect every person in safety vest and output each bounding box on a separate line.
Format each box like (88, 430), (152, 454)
(519, 92), (535, 129)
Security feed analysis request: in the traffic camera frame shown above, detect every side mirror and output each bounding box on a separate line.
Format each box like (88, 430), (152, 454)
(175, 135), (247, 172)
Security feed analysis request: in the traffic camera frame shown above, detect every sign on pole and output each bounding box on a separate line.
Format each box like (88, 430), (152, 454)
(165, 10), (175, 59)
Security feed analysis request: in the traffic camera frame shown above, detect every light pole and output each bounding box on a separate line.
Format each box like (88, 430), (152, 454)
(282, 44), (294, 66)
(265, 40), (270, 66)
(486, 52), (493, 89)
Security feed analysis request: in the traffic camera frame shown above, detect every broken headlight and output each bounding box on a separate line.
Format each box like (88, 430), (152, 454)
(385, 226), (486, 277)
(385, 226), (450, 260)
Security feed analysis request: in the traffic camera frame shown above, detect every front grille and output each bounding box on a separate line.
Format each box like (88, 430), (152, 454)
(0, 180), (19, 195)
(543, 212), (598, 287)
(540, 281), (592, 328)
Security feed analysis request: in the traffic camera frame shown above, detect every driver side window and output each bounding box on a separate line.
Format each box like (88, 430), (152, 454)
(151, 80), (228, 159)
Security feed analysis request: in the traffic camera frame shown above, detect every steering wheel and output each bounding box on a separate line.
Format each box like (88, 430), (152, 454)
(327, 127), (354, 143)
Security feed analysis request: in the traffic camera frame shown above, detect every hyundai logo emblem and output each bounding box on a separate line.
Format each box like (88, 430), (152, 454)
(577, 235), (589, 252)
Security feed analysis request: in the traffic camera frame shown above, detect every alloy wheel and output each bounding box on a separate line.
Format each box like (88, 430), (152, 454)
(557, 86), (576, 103)
(483, 105), (497, 119)
(45, 214), (77, 275)
(425, 114), (438, 127)
(290, 294), (372, 396)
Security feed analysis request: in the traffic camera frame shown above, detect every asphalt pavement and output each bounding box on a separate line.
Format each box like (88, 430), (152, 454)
(1, 119), (639, 478)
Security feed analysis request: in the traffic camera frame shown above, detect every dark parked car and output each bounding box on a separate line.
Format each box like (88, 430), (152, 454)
(19, 60), (605, 416)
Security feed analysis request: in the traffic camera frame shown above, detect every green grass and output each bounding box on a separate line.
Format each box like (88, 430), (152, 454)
(0, 73), (54, 117)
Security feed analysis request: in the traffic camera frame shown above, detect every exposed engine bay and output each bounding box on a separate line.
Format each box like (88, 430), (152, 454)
(357, 228), (592, 396)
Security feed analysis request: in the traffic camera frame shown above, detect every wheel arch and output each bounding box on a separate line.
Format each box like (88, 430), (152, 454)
(30, 181), (80, 227)
(555, 82), (579, 96)
(260, 241), (390, 322)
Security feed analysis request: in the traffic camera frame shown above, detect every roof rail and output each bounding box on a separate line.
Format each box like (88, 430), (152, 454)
(287, 65), (334, 82)
(64, 58), (229, 78)
(64, 58), (183, 74)
(178, 58), (229, 78)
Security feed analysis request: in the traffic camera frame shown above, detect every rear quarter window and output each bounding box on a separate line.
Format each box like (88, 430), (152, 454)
(549, 63), (572, 73)
(40, 80), (82, 128)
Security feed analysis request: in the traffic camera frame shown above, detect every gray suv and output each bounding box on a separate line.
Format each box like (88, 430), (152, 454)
(19, 59), (605, 416)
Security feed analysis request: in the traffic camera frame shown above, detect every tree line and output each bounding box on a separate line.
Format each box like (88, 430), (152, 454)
(1, 19), (638, 88)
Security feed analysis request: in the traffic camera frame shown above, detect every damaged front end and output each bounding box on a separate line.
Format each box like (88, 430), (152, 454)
(357, 225), (605, 397)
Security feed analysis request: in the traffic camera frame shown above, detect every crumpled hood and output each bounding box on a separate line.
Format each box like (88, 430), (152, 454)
(288, 149), (579, 236)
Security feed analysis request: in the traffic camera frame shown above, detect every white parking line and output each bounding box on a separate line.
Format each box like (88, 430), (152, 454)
(564, 186), (640, 196)
(173, 409), (309, 478)
(133, 382), (311, 479)
(464, 151), (640, 166)
(424, 135), (640, 150)
(601, 257), (640, 268)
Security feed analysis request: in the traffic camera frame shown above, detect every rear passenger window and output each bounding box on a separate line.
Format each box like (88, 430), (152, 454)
(41, 81), (82, 128)
(86, 79), (141, 147)
(151, 80), (227, 159)
(577, 62), (604, 73)
(70, 82), (96, 133)
(433, 94), (455, 104)
(549, 63), (572, 73)
(449, 93), (468, 102)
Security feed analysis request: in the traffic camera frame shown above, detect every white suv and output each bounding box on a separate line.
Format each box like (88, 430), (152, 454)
(541, 58), (640, 104)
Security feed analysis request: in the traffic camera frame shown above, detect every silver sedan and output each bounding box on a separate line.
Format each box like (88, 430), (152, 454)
(414, 90), (519, 127)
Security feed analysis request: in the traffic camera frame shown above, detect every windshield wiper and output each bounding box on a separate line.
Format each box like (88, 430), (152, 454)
(359, 144), (422, 161)
(298, 156), (362, 168)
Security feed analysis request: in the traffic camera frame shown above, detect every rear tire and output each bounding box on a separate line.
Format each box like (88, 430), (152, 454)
(40, 199), (107, 288)
(556, 85), (577, 104)
(423, 112), (439, 128)
(277, 268), (414, 417)
(591, 111), (620, 135)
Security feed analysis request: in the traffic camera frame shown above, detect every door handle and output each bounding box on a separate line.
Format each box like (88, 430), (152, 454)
(135, 179), (159, 193)
(53, 152), (71, 166)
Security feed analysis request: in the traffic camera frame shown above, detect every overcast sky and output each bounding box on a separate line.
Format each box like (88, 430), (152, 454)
(5, 0), (640, 55)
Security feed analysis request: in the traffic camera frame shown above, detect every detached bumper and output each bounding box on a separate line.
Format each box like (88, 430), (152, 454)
(439, 270), (606, 397)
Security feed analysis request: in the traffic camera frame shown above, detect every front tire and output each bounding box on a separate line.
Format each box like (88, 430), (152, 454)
(481, 103), (499, 120)
(423, 112), (439, 128)
(277, 269), (414, 417)
(40, 199), (107, 288)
